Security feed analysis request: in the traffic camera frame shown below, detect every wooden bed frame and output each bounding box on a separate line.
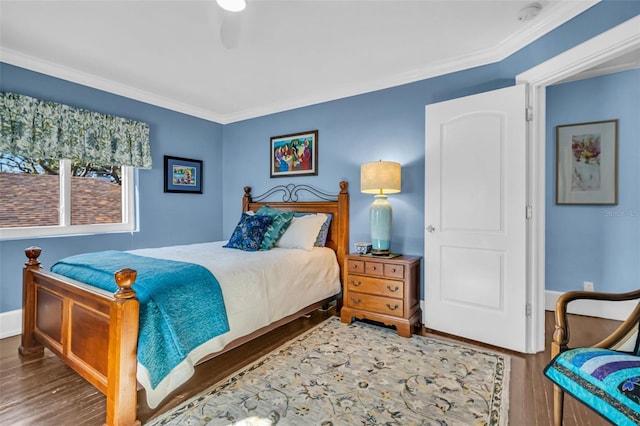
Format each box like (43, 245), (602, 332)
(19, 181), (349, 426)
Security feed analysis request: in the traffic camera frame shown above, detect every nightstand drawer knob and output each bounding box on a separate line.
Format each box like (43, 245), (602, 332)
(386, 303), (399, 311)
(390, 268), (396, 272)
(386, 285), (399, 292)
(351, 297), (362, 305)
(351, 280), (362, 287)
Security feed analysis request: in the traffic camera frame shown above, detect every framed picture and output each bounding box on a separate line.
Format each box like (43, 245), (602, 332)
(164, 155), (203, 194)
(270, 130), (318, 178)
(556, 120), (618, 205)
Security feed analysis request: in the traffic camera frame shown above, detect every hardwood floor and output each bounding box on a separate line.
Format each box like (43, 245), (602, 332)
(0, 309), (620, 425)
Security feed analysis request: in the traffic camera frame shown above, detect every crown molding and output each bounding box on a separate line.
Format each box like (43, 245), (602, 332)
(494, 0), (599, 60)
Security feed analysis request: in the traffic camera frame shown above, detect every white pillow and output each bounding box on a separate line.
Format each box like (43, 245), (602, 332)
(276, 213), (327, 251)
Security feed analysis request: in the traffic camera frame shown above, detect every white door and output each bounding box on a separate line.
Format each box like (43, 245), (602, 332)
(425, 85), (528, 352)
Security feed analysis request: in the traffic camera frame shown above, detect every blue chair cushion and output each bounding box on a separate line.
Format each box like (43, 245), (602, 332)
(544, 347), (640, 426)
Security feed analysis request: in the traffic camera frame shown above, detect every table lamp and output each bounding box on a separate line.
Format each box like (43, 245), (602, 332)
(360, 160), (401, 255)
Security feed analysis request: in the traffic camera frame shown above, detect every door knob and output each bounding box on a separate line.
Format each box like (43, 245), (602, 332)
(426, 225), (436, 233)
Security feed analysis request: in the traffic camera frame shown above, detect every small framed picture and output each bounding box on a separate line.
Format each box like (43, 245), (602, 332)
(555, 120), (618, 205)
(164, 155), (203, 194)
(270, 130), (318, 178)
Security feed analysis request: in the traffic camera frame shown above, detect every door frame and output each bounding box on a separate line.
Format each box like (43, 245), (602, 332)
(517, 15), (640, 352)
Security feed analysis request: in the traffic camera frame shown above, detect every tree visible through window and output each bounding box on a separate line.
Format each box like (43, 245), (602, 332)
(0, 153), (124, 229)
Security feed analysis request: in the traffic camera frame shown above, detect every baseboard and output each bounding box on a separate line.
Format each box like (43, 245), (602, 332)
(0, 309), (22, 339)
(545, 290), (636, 321)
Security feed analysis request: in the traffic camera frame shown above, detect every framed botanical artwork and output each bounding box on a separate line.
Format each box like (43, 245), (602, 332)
(164, 155), (203, 194)
(270, 130), (318, 178)
(555, 120), (618, 205)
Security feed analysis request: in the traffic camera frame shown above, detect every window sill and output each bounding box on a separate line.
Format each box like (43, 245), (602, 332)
(0, 223), (136, 240)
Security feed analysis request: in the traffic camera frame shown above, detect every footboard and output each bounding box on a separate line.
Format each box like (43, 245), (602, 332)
(20, 247), (141, 426)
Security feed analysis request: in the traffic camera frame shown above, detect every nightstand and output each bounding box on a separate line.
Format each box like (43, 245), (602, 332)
(340, 254), (421, 337)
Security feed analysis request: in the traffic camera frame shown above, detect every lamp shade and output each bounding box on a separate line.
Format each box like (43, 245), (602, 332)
(361, 161), (401, 194)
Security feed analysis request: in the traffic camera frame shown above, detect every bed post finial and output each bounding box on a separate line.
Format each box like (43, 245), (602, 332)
(25, 246), (42, 267)
(114, 268), (137, 299)
(339, 181), (348, 194)
(242, 186), (252, 212)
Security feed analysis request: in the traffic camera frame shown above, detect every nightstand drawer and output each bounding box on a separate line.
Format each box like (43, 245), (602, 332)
(346, 293), (404, 317)
(384, 263), (404, 278)
(365, 261), (384, 276)
(347, 259), (365, 274)
(346, 275), (404, 298)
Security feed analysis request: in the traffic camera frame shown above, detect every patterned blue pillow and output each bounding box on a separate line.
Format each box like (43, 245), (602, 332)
(224, 213), (273, 251)
(256, 205), (294, 251)
(315, 213), (332, 246)
(294, 213), (332, 247)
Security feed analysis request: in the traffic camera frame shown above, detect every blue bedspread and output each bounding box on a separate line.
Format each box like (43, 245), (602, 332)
(51, 250), (230, 389)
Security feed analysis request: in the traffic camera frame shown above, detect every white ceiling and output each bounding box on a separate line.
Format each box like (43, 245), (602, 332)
(1, 0), (600, 124)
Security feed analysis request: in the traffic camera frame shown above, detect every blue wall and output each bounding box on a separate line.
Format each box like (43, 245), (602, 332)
(546, 69), (640, 293)
(0, 64), (224, 312)
(1, 1), (639, 313)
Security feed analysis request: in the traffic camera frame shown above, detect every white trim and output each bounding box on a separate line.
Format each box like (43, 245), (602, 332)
(60, 159), (71, 226)
(0, 309), (22, 339)
(516, 15), (640, 353)
(517, 15), (640, 86)
(0, 1), (597, 125)
(545, 290), (637, 321)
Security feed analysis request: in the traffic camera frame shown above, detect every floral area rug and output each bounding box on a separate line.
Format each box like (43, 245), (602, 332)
(147, 317), (510, 425)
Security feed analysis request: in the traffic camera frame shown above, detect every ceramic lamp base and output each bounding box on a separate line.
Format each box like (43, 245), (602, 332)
(369, 194), (392, 254)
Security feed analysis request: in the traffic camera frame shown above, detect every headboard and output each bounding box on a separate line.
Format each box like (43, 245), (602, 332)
(242, 181), (349, 279)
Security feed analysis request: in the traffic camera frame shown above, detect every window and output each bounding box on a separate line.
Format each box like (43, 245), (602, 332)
(0, 154), (135, 239)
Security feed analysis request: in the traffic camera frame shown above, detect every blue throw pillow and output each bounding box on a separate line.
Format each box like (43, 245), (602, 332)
(224, 213), (273, 251)
(293, 212), (333, 247)
(315, 213), (332, 246)
(256, 205), (294, 250)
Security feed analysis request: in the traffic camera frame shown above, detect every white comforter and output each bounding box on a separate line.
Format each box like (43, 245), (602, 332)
(128, 241), (341, 408)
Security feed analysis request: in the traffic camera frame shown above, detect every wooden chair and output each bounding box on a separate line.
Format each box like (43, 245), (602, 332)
(544, 289), (640, 426)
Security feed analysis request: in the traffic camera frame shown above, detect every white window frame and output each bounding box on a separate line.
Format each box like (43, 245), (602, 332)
(0, 161), (137, 240)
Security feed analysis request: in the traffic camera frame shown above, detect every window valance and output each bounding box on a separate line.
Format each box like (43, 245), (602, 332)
(0, 91), (152, 169)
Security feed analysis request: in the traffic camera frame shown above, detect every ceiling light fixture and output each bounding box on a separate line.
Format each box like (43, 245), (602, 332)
(518, 2), (542, 22)
(217, 0), (246, 13)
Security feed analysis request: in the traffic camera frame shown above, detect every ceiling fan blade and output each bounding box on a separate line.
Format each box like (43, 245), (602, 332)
(220, 11), (243, 49)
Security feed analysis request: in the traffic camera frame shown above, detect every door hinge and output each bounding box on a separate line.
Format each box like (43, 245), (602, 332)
(526, 106), (533, 122)
(526, 303), (532, 317)
(526, 205), (533, 219)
